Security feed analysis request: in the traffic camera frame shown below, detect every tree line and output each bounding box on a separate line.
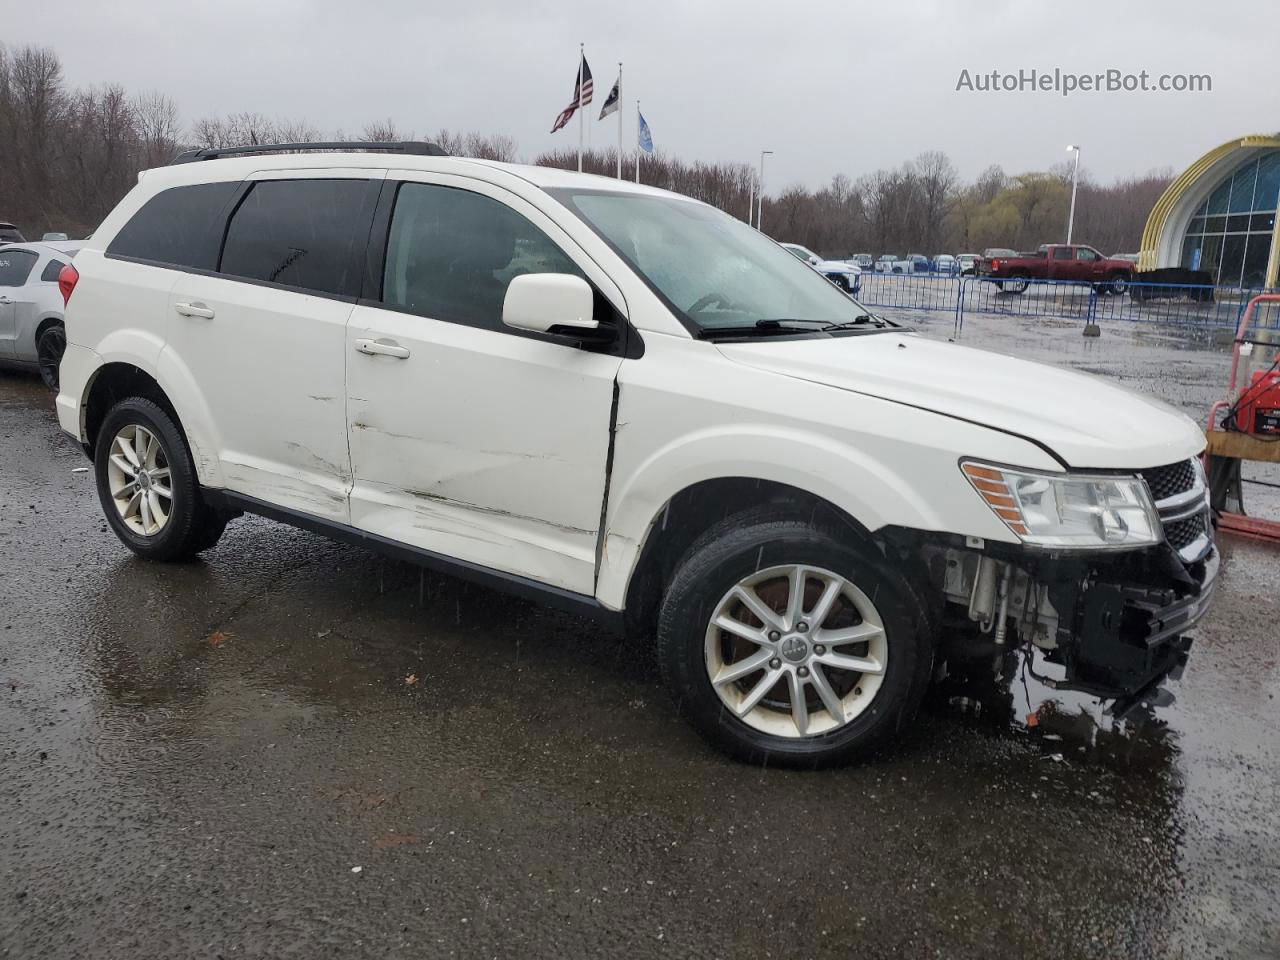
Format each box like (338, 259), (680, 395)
(1, 43), (1169, 257)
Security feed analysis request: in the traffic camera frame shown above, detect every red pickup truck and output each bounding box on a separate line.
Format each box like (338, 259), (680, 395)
(980, 244), (1134, 295)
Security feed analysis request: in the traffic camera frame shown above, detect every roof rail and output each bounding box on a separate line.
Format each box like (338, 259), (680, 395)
(169, 140), (450, 165)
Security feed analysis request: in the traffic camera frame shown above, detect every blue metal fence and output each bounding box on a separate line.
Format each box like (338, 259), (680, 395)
(855, 271), (1280, 337)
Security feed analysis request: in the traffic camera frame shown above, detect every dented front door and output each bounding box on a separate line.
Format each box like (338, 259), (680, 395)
(344, 174), (626, 594)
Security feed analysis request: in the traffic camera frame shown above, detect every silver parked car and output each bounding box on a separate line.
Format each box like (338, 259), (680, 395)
(0, 241), (83, 390)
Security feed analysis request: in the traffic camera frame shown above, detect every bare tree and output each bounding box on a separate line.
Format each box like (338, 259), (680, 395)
(913, 150), (958, 253)
(972, 164), (1006, 204)
(362, 118), (409, 142)
(461, 131), (516, 161)
(275, 117), (322, 143)
(190, 115), (231, 149)
(133, 91), (181, 166)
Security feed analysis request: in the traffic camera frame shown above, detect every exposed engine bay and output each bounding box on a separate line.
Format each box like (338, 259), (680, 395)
(919, 537), (1217, 711)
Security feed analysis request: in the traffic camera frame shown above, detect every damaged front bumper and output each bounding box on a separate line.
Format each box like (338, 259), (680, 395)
(914, 533), (1219, 706)
(1062, 546), (1217, 703)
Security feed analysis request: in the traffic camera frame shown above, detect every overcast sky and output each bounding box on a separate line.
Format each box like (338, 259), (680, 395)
(5, 0), (1277, 190)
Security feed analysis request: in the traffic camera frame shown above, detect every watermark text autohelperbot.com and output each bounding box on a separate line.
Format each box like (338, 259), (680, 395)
(956, 68), (1211, 96)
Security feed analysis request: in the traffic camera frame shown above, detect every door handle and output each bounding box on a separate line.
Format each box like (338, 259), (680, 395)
(0, 296), (12, 304)
(175, 301), (215, 319)
(354, 338), (410, 359)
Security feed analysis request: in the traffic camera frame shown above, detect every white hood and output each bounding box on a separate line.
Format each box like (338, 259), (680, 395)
(717, 333), (1205, 469)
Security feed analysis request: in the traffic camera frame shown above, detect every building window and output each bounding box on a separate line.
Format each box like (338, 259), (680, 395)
(1181, 151), (1280, 288)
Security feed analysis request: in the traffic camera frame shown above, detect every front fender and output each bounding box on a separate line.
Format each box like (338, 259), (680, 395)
(595, 424), (1015, 610)
(595, 337), (1065, 611)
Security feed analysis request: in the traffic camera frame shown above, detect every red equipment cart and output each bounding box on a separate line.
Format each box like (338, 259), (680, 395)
(1204, 293), (1280, 544)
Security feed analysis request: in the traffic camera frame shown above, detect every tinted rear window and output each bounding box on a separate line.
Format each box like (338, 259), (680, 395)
(0, 249), (38, 286)
(107, 182), (239, 270)
(40, 258), (67, 282)
(218, 179), (371, 298)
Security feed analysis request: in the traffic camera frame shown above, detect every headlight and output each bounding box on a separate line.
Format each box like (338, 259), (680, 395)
(961, 461), (1161, 549)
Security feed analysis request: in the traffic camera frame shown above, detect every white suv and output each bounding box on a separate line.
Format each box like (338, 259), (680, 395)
(779, 243), (862, 295)
(56, 142), (1217, 766)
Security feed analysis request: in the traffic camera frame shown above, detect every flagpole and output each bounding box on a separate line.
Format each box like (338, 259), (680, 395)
(616, 63), (623, 180)
(577, 42), (584, 173)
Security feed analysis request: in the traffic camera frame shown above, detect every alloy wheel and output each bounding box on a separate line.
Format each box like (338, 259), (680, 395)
(704, 564), (888, 738)
(106, 424), (173, 537)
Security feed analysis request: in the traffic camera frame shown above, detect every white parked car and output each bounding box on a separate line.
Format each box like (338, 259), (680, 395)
(0, 240), (83, 389)
(779, 243), (861, 295)
(875, 254), (916, 274)
(56, 142), (1216, 766)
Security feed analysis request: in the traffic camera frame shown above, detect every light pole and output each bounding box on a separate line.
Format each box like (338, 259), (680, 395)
(758, 150), (773, 233)
(1065, 144), (1080, 245)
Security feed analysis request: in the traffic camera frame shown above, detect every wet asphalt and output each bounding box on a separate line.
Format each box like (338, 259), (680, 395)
(2, 314), (1279, 959)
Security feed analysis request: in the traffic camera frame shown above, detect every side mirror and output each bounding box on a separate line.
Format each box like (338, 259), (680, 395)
(503, 273), (600, 338)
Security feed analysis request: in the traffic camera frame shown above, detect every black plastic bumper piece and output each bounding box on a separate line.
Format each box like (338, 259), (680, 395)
(1051, 546), (1218, 700)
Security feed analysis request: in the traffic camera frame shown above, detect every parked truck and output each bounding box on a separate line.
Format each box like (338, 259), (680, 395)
(980, 244), (1134, 295)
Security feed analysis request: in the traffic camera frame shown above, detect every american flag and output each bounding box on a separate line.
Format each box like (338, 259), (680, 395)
(550, 56), (593, 133)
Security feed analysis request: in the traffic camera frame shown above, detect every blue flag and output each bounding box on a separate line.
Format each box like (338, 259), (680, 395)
(637, 111), (654, 154)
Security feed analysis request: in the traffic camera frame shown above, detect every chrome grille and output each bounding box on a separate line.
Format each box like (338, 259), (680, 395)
(1141, 460), (1197, 502)
(1164, 512), (1209, 552)
(1141, 458), (1212, 562)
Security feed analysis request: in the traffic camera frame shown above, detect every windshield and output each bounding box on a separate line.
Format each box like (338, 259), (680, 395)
(552, 189), (878, 335)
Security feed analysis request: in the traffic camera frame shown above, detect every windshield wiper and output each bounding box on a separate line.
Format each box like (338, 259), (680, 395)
(698, 316), (899, 340)
(755, 318), (831, 329)
(697, 319), (828, 340)
(821, 314), (895, 331)
(759, 316), (897, 331)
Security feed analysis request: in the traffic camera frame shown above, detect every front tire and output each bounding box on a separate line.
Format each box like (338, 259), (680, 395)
(93, 397), (226, 560)
(656, 509), (932, 767)
(37, 323), (66, 392)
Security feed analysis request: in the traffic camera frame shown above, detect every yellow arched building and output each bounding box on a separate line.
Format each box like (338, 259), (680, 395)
(1139, 134), (1280, 290)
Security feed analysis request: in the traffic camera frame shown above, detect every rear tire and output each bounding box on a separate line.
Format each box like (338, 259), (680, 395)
(93, 397), (227, 560)
(37, 323), (66, 392)
(1005, 272), (1030, 294)
(656, 507), (932, 767)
